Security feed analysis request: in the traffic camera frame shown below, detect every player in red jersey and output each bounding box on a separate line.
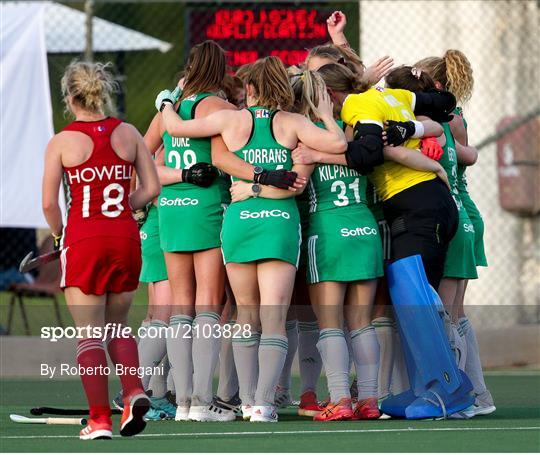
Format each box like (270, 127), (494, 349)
(42, 61), (160, 440)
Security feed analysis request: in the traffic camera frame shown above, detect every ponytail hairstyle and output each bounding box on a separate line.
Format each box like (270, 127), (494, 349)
(290, 70), (326, 122)
(306, 44), (365, 75)
(415, 50), (474, 104)
(317, 63), (369, 95)
(61, 61), (118, 116)
(182, 40), (226, 99)
(245, 56), (294, 110)
(385, 65), (436, 92)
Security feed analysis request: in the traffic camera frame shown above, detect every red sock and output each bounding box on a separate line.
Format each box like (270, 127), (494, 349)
(106, 327), (144, 402)
(76, 339), (111, 423)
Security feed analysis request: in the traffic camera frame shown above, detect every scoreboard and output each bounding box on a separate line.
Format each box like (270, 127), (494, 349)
(186, 4), (335, 67)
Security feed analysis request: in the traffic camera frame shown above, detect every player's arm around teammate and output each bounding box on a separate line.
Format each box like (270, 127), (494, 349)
(42, 61), (159, 440)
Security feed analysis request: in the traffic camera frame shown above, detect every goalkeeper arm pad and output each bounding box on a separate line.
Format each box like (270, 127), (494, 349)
(413, 89), (457, 123)
(345, 123), (385, 175)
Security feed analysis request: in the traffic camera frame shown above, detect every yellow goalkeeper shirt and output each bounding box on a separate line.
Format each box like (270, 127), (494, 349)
(340, 87), (436, 201)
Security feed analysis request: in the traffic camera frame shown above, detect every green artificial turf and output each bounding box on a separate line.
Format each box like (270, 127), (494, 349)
(1, 371), (539, 452)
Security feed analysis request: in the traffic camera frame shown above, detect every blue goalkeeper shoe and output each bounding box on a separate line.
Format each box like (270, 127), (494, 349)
(151, 396), (177, 420)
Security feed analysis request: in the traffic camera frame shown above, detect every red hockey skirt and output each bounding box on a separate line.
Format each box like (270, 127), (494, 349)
(60, 237), (141, 295)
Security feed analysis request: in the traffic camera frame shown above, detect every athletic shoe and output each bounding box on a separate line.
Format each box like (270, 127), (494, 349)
(352, 398), (381, 420)
(151, 396), (177, 420)
(213, 392), (241, 414)
(250, 405), (278, 423)
(241, 405), (252, 421)
(79, 418), (113, 440)
(188, 404), (236, 422)
(313, 398), (354, 422)
(298, 391), (323, 417)
(144, 406), (166, 421)
(120, 393), (150, 437)
(175, 405), (190, 421)
(274, 386), (292, 408)
(464, 390), (496, 417)
(112, 390), (124, 411)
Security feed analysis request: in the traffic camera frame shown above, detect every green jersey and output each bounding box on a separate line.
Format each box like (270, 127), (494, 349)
(454, 107), (469, 194)
(221, 107), (300, 266)
(307, 121), (368, 214)
(158, 93), (229, 252)
(439, 123), (461, 211)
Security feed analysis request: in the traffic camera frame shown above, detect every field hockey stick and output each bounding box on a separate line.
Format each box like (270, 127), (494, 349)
(19, 250), (61, 273)
(31, 407), (122, 416)
(10, 414), (87, 425)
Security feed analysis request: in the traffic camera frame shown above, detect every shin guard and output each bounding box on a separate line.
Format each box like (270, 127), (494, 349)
(381, 255), (473, 419)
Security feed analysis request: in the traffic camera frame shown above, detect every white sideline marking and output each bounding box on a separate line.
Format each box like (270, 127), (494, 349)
(1, 426), (539, 440)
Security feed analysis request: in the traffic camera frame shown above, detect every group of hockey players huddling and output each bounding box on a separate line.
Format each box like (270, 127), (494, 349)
(43, 10), (495, 440)
(134, 11), (494, 424)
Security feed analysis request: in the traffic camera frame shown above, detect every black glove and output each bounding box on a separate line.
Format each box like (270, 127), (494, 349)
(182, 162), (218, 188)
(254, 169), (298, 190)
(383, 120), (416, 147)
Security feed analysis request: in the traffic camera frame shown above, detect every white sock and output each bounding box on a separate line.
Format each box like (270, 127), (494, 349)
(297, 321), (322, 394)
(139, 320), (168, 391)
(255, 335), (289, 406)
(372, 317), (394, 399)
(350, 325), (380, 400)
(166, 363), (175, 394)
(452, 322), (467, 370)
(459, 317), (488, 396)
(344, 328), (354, 374)
(317, 329), (350, 403)
(390, 324), (410, 395)
(278, 320), (298, 392)
(192, 312), (221, 406)
(167, 314), (193, 406)
(217, 320), (239, 401)
(232, 332), (260, 407)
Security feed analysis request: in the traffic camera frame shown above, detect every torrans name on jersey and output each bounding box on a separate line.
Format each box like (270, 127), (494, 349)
(66, 164), (133, 185)
(241, 148), (288, 164)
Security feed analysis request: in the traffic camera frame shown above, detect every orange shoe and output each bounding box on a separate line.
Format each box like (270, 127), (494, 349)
(313, 398), (354, 422)
(79, 418), (112, 440)
(353, 398), (381, 420)
(298, 391), (323, 417)
(120, 392), (150, 437)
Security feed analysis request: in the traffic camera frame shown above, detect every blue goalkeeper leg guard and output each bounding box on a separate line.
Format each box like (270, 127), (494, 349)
(381, 255), (474, 419)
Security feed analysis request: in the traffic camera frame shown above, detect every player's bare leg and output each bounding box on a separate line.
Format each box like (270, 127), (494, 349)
(455, 280), (495, 416)
(164, 251), (195, 419)
(345, 280), (381, 419)
(227, 262), (261, 420)
(309, 282), (353, 421)
(189, 247), (234, 421)
(250, 260), (296, 422)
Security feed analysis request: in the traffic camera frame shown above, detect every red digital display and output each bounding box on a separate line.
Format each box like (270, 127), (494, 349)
(187, 5), (333, 67)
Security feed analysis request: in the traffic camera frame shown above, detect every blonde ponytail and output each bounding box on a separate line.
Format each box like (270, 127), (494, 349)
(415, 50), (474, 104)
(61, 61), (118, 115)
(290, 70), (326, 121)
